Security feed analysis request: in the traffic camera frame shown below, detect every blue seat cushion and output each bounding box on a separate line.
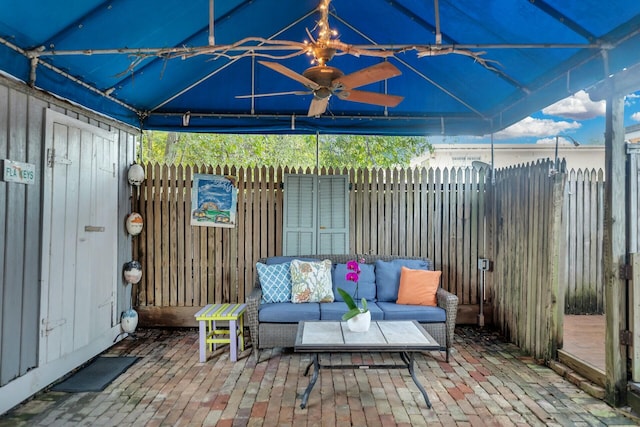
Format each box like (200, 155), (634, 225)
(377, 301), (446, 322)
(319, 302), (384, 321)
(375, 259), (430, 302)
(332, 263), (376, 301)
(259, 302), (320, 322)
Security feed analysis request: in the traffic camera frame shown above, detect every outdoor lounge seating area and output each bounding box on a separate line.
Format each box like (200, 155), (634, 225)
(4, 0), (640, 418)
(246, 254), (459, 363)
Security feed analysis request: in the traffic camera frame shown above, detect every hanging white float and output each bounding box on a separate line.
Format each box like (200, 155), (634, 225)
(121, 308), (139, 334)
(127, 163), (145, 186)
(125, 212), (144, 235)
(123, 260), (142, 284)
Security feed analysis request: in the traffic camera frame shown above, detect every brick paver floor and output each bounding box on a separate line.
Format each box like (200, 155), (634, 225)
(1, 326), (638, 426)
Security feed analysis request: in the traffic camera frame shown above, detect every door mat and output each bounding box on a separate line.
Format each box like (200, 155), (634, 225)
(51, 356), (140, 392)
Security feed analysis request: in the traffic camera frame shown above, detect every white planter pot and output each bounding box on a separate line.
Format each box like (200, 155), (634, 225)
(346, 311), (371, 332)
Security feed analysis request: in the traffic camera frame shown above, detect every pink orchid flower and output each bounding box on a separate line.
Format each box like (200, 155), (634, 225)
(346, 271), (359, 282)
(346, 260), (360, 274)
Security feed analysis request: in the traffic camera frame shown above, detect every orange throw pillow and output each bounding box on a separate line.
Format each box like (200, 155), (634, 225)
(396, 267), (441, 306)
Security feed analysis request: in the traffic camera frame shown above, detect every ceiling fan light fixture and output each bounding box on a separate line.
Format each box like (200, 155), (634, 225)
(314, 87), (332, 99)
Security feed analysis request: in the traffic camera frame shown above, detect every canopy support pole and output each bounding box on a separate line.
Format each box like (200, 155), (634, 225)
(315, 132), (320, 171)
(434, 0), (442, 45)
(209, 0), (215, 46)
(490, 133), (495, 184)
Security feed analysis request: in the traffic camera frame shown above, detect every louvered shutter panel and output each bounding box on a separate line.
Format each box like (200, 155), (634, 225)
(317, 175), (349, 254)
(282, 174), (317, 255)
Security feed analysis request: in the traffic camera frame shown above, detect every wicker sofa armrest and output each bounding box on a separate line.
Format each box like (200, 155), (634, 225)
(246, 286), (262, 351)
(436, 287), (458, 353)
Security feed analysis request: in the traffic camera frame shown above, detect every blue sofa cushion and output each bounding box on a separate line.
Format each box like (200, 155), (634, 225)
(319, 302), (384, 321)
(259, 302), (320, 322)
(375, 259), (430, 302)
(265, 256), (319, 265)
(332, 263), (376, 302)
(376, 301), (446, 322)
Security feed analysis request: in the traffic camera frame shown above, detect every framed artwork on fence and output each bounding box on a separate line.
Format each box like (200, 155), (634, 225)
(191, 174), (237, 228)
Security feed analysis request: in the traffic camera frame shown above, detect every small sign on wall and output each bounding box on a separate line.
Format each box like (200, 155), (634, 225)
(2, 159), (36, 185)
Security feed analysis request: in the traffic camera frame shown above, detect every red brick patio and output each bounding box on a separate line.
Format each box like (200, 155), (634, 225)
(0, 327), (637, 426)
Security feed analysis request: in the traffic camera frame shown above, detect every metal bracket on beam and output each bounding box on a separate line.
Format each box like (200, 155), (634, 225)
(621, 330), (633, 346)
(620, 263), (633, 280)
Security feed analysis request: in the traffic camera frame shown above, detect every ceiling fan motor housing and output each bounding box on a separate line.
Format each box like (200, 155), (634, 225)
(303, 66), (344, 87)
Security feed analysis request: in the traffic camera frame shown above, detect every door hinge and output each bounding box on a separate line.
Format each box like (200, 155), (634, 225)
(47, 148), (72, 168)
(620, 330), (633, 346)
(620, 264), (633, 280)
(41, 318), (66, 336)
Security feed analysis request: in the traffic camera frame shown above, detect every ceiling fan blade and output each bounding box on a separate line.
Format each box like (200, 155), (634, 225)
(338, 89), (404, 107)
(258, 61), (321, 91)
(235, 91), (310, 99)
(307, 97), (329, 117)
(333, 62), (402, 89)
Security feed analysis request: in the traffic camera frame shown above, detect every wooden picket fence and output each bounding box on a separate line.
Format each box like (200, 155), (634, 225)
(131, 161), (605, 331)
(131, 163), (489, 325)
(486, 160), (565, 360)
(564, 168), (605, 314)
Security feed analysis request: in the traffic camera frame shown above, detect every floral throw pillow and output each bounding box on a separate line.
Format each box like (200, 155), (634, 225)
(290, 259), (334, 303)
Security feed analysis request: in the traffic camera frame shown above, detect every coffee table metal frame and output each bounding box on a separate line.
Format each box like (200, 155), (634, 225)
(294, 320), (440, 409)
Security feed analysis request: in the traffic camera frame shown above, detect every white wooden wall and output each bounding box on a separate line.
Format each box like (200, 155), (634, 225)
(629, 144), (640, 254)
(0, 74), (137, 414)
(628, 144), (640, 382)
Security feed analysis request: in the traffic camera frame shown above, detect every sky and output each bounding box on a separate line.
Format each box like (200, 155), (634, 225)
(432, 90), (640, 147)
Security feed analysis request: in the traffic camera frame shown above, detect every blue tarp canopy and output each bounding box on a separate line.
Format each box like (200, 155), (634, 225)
(1, 0), (640, 135)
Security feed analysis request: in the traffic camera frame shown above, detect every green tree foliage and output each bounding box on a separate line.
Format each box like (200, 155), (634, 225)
(139, 131), (433, 168)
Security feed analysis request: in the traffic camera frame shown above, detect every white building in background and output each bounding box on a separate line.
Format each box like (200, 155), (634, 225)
(414, 125), (640, 172)
(414, 143), (605, 171)
(627, 123), (640, 143)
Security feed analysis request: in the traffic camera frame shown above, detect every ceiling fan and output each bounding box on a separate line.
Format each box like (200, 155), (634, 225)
(236, 0), (403, 117)
(237, 60), (404, 117)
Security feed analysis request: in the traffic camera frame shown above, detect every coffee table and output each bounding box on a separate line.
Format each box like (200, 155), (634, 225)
(294, 320), (440, 409)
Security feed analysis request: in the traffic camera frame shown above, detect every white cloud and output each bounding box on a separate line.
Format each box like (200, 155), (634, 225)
(536, 136), (580, 146)
(542, 90), (605, 120)
(626, 93), (640, 107)
(632, 112), (640, 122)
(494, 116), (581, 139)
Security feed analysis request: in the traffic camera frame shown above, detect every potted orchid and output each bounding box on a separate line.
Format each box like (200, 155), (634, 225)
(337, 258), (371, 332)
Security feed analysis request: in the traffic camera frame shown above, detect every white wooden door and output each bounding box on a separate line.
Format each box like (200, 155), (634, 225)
(40, 110), (118, 364)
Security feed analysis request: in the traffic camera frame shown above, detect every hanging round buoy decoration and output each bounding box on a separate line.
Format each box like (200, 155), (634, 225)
(121, 309), (139, 334)
(127, 163), (145, 186)
(126, 212), (144, 235)
(123, 260), (142, 284)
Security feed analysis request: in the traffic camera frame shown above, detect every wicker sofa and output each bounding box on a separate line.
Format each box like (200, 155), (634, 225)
(246, 254), (458, 362)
